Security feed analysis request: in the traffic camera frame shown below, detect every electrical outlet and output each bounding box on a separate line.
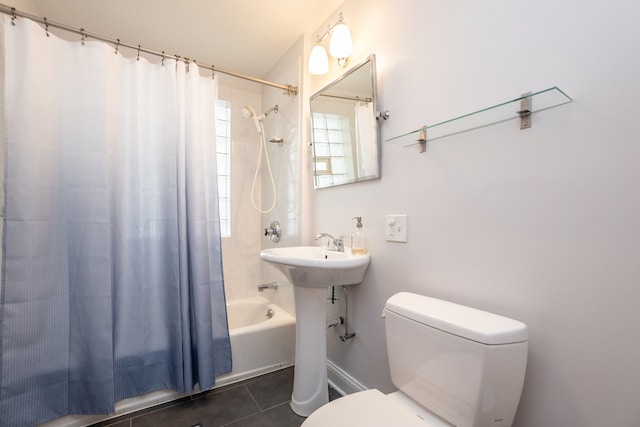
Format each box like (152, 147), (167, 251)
(385, 214), (407, 243)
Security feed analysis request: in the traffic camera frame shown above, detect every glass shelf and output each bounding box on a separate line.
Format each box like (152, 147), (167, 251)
(386, 87), (572, 147)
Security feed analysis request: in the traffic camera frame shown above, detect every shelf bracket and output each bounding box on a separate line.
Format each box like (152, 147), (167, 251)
(418, 126), (427, 153)
(517, 92), (532, 130)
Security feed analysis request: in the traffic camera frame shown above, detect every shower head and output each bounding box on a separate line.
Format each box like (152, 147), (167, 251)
(242, 105), (257, 119)
(242, 105), (262, 134)
(242, 104), (279, 135)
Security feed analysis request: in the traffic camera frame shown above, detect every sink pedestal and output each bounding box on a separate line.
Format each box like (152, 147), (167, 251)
(290, 286), (329, 416)
(259, 246), (370, 417)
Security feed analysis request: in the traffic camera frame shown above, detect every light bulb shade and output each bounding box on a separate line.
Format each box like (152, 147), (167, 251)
(309, 45), (329, 75)
(329, 23), (352, 58)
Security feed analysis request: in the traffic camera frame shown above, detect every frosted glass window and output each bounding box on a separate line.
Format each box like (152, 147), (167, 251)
(315, 143), (330, 156)
(216, 99), (231, 237)
(332, 157), (346, 174)
(326, 116), (341, 130)
(314, 128), (329, 143)
(329, 143), (344, 156)
(311, 112), (353, 187)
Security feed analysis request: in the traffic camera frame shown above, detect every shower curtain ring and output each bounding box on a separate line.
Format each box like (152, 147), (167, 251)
(11, 7), (16, 25)
(211, 65), (215, 79)
(114, 39), (120, 54)
(161, 51), (165, 66)
(80, 28), (86, 45)
(185, 57), (190, 72)
(137, 45), (141, 61)
(44, 17), (50, 37)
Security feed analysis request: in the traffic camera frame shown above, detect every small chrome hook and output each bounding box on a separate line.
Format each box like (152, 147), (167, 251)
(161, 51), (165, 66)
(10, 7), (16, 25)
(184, 57), (190, 72)
(136, 45), (141, 61)
(376, 111), (390, 121)
(114, 38), (120, 54)
(44, 17), (50, 37)
(211, 65), (215, 79)
(80, 28), (86, 46)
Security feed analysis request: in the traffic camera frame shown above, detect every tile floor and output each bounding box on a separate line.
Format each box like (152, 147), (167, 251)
(89, 367), (342, 427)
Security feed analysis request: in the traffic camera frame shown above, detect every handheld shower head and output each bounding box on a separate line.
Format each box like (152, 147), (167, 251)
(242, 104), (279, 135)
(242, 105), (263, 134)
(241, 105), (256, 119)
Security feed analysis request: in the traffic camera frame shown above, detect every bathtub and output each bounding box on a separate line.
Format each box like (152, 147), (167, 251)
(216, 297), (296, 386)
(39, 297), (296, 427)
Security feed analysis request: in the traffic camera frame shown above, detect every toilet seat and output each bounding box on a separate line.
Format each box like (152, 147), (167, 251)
(301, 389), (452, 427)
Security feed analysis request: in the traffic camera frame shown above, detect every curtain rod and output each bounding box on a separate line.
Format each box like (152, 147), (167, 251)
(0, 4), (299, 96)
(318, 93), (373, 103)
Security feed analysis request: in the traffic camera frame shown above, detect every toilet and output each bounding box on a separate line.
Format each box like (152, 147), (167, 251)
(303, 292), (528, 427)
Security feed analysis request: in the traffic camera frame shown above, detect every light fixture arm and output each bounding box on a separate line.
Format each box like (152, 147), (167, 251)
(315, 13), (346, 44)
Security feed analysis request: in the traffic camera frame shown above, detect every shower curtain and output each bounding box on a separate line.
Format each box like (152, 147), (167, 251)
(355, 102), (377, 178)
(0, 16), (231, 427)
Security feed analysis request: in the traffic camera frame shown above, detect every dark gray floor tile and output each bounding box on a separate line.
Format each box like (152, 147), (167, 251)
(328, 385), (342, 401)
(87, 367), (342, 427)
(132, 385), (260, 427)
(224, 402), (305, 427)
(101, 420), (131, 427)
(244, 367), (294, 410)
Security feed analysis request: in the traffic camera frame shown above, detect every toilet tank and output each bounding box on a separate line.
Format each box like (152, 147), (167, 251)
(383, 292), (528, 427)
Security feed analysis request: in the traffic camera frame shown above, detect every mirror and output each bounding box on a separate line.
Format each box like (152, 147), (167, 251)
(310, 54), (380, 189)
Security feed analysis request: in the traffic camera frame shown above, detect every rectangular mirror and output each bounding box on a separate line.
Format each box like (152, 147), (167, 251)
(310, 54), (380, 189)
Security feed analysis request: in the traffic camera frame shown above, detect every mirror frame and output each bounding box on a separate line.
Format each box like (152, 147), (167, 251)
(310, 54), (379, 189)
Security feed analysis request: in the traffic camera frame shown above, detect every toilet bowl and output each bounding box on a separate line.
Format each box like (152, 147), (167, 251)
(302, 389), (453, 427)
(303, 292), (528, 427)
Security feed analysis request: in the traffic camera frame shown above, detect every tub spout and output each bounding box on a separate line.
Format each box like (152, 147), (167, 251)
(258, 281), (279, 292)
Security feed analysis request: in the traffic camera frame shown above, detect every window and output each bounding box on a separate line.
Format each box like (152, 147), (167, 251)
(312, 112), (354, 187)
(216, 99), (231, 237)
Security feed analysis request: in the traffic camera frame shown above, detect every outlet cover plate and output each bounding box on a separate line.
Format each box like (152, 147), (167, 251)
(385, 214), (407, 243)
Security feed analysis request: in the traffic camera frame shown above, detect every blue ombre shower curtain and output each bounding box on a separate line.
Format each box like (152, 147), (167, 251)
(0, 16), (231, 426)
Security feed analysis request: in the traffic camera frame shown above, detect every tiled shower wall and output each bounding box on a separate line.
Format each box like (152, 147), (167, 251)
(217, 44), (302, 317)
(218, 80), (264, 302)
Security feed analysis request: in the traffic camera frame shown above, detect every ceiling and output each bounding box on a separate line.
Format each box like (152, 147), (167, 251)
(8, 0), (344, 78)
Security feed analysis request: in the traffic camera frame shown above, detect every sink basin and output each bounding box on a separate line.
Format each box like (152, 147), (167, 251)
(260, 246), (370, 287)
(260, 245), (371, 416)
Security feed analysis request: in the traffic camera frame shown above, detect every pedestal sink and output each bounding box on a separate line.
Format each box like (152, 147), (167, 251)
(260, 246), (370, 416)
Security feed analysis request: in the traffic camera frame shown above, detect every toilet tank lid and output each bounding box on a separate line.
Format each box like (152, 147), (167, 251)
(384, 292), (528, 345)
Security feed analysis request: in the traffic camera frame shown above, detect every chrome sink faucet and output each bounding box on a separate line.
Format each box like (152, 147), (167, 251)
(315, 233), (345, 252)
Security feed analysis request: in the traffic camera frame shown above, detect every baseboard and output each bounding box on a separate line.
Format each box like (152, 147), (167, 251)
(327, 359), (367, 396)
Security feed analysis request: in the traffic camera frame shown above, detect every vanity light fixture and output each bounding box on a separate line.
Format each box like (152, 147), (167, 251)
(308, 12), (353, 75)
(309, 45), (329, 75)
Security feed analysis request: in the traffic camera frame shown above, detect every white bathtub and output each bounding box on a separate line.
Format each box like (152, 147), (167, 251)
(216, 297), (296, 386)
(38, 297), (296, 427)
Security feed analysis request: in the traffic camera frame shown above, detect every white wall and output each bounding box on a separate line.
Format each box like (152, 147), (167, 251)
(307, 1), (640, 426)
